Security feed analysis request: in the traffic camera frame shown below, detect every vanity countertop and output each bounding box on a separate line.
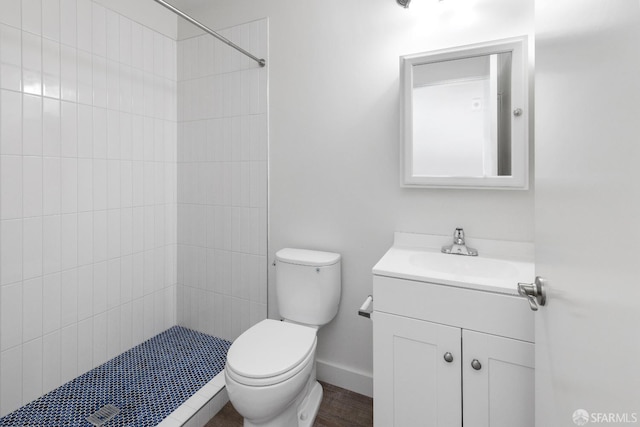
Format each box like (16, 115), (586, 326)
(373, 232), (535, 296)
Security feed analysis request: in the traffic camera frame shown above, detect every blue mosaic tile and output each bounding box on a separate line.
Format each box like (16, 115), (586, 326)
(0, 326), (232, 427)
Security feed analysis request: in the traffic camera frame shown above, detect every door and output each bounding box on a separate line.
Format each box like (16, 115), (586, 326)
(535, 1), (640, 425)
(462, 330), (534, 427)
(373, 312), (461, 427)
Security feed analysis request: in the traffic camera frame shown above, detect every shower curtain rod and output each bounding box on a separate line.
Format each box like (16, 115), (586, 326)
(152, 0), (266, 67)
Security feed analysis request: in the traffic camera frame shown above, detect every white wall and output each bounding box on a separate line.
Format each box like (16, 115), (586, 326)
(176, 19), (268, 342)
(177, 0), (534, 396)
(0, 0), (177, 416)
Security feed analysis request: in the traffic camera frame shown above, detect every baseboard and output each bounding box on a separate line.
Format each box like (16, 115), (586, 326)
(316, 359), (373, 398)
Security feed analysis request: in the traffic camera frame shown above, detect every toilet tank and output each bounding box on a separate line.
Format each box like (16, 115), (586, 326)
(275, 248), (341, 327)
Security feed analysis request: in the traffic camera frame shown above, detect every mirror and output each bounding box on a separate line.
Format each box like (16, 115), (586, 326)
(401, 37), (529, 189)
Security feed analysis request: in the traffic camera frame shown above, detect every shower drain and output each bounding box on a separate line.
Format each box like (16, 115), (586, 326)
(86, 404), (120, 426)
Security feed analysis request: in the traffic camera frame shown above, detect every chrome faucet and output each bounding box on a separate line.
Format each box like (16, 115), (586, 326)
(441, 228), (478, 256)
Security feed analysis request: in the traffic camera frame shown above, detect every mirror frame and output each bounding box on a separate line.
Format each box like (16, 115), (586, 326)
(400, 36), (529, 190)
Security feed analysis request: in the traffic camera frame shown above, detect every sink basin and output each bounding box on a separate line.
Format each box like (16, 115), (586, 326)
(373, 233), (535, 295)
(408, 252), (520, 280)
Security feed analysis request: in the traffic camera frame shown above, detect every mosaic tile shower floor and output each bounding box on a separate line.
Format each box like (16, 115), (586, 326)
(0, 327), (232, 427)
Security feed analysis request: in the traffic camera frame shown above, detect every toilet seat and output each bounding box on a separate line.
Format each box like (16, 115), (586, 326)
(226, 319), (317, 387)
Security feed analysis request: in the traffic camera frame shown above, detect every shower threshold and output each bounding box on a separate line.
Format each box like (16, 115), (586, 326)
(0, 326), (232, 427)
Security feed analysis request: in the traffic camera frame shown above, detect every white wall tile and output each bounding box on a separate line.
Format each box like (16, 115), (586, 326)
(120, 160), (132, 209)
(42, 0), (60, 41)
(131, 296), (143, 344)
(107, 160), (120, 209)
(93, 107), (107, 157)
(1, 346), (23, 415)
(0, 90), (22, 154)
(43, 215), (61, 275)
(130, 21), (143, 69)
(106, 59), (119, 111)
(105, 9), (119, 62)
(61, 45), (77, 102)
(60, 324), (78, 383)
(60, 0), (77, 47)
(143, 249), (154, 295)
(132, 206), (143, 253)
(60, 213), (78, 270)
(0, 25), (22, 92)
(77, 158), (93, 211)
(23, 278), (43, 342)
(42, 330), (61, 394)
(22, 156), (42, 217)
(77, 103), (92, 157)
(61, 157), (78, 213)
(120, 254), (132, 303)
(91, 3), (106, 57)
(43, 273), (61, 334)
(23, 216), (43, 280)
(92, 311), (107, 365)
(106, 307), (120, 359)
(76, 318), (92, 374)
(23, 93), (42, 154)
(22, 0), (41, 36)
(0, 220), (22, 285)
(1, 281), (23, 349)
(119, 15), (131, 66)
(92, 209), (107, 262)
(61, 268), (78, 327)
(42, 39), (61, 99)
(76, 264), (93, 320)
(60, 104), (78, 158)
(77, 50), (92, 105)
(1, 155), (22, 219)
(120, 301), (132, 352)
(22, 32), (41, 96)
(77, 211), (93, 266)
(107, 111), (120, 160)
(43, 98), (61, 156)
(107, 209), (120, 259)
(43, 157), (61, 215)
(93, 260), (107, 314)
(142, 27), (154, 74)
(143, 293), (153, 340)
(120, 207), (132, 256)
(92, 158), (107, 211)
(0, 0), (21, 28)
(22, 337), (42, 404)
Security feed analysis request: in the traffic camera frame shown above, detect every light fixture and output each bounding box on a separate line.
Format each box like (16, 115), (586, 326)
(397, 0), (411, 8)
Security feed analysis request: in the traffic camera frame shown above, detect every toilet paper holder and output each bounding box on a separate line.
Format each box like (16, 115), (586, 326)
(358, 295), (373, 319)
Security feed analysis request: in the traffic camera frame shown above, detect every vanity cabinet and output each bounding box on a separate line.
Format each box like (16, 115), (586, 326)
(372, 275), (534, 427)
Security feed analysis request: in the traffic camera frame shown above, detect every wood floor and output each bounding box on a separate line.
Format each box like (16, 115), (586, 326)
(205, 381), (373, 427)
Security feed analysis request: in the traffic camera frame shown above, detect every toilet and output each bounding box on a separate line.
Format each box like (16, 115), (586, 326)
(224, 248), (341, 427)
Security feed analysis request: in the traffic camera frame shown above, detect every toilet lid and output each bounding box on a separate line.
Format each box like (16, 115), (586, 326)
(226, 319), (317, 379)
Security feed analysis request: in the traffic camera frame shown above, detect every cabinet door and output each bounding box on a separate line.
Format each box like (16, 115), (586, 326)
(373, 312), (461, 427)
(462, 330), (534, 427)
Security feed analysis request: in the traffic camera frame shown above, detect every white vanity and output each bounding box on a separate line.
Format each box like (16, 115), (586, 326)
(372, 232), (535, 427)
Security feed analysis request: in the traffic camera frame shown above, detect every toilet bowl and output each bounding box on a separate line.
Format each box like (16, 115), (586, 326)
(225, 319), (320, 427)
(224, 248), (341, 427)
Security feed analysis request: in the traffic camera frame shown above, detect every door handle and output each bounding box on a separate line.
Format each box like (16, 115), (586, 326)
(517, 276), (547, 311)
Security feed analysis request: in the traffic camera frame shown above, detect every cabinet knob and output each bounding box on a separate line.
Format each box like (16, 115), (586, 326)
(443, 352), (454, 363)
(471, 359), (482, 370)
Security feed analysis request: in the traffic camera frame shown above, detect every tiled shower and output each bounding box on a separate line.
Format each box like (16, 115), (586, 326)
(0, 0), (268, 419)
(176, 18), (268, 342)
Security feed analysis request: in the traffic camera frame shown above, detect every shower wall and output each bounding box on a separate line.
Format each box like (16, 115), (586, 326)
(0, 0), (177, 416)
(176, 19), (268, 342)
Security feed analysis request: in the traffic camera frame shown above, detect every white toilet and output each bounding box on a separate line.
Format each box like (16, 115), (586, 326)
(224, 248), (341, 427)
